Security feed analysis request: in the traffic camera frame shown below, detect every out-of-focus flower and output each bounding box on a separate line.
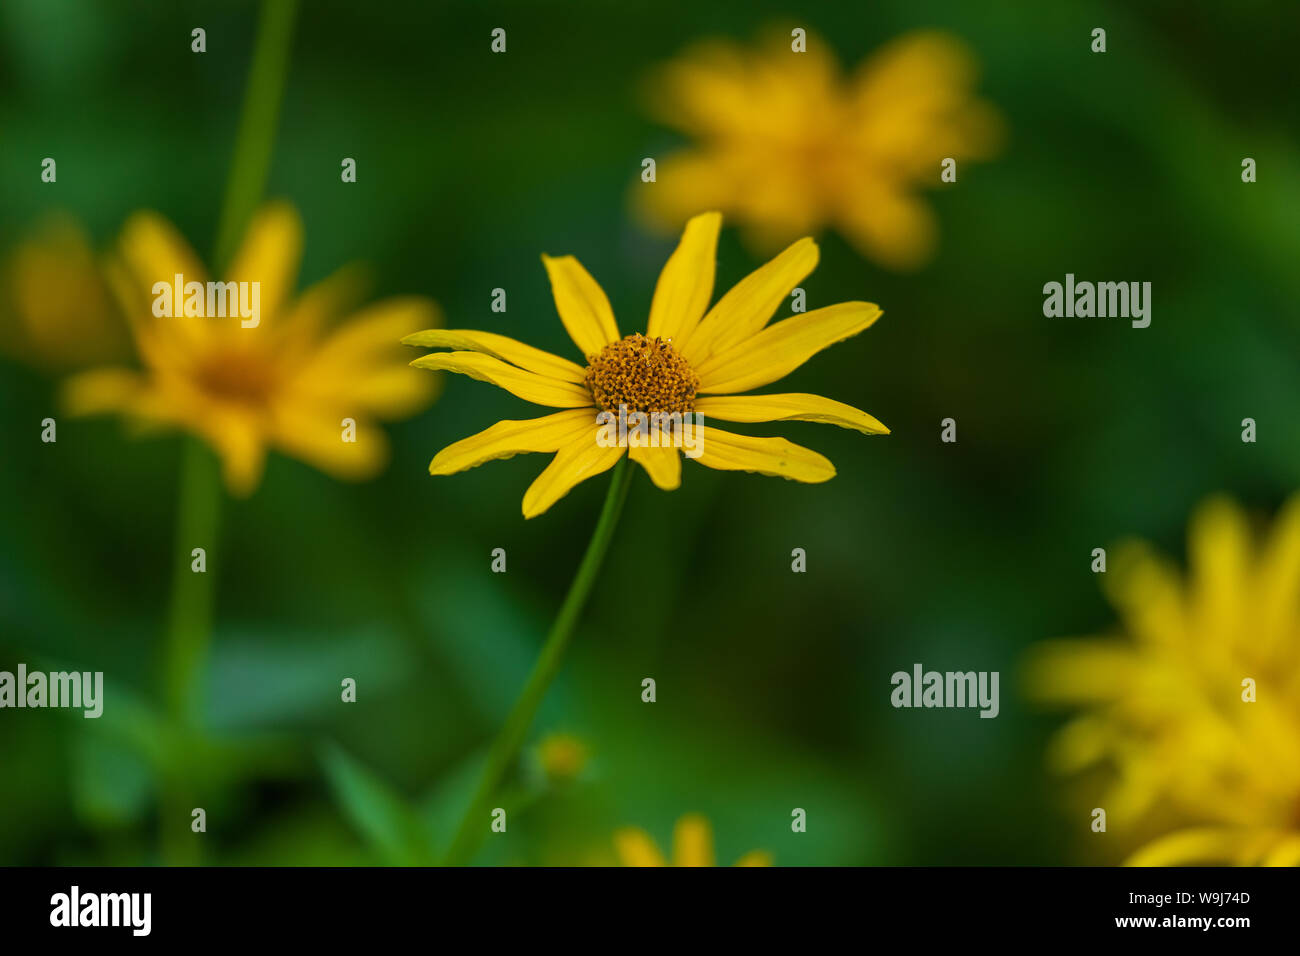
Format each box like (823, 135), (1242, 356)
(537, 733), (589, 783)
(638, 29), (1003, 270)
(614, 813), (771, 867)
(406, 211), (887, 519)
(1025, 495), (1300, 866)
(1, 214), (129, 372)
(63, 202), (440, 496)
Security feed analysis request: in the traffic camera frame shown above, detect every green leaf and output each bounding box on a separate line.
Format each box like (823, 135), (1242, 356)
(318, 742), (434, 866)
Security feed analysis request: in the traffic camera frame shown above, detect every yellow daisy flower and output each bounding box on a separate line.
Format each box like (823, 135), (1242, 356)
(1, 213), (129, 372)
(1025, 495), (1300, 866)
(614, 813), (772, 867)
(63, 202), (440, 496)
(638, 30), (1002, 270)
(405, 211), (888, 519)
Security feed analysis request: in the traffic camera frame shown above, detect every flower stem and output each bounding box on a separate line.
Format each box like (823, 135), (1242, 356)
(156, 0), (298, 866)
(212, 0), (300, 273)
(160, 436), (222, 864)
(442, 458), (634, 865)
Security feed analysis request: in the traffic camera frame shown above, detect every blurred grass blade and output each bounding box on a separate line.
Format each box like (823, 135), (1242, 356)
(318, 742), (434, 866)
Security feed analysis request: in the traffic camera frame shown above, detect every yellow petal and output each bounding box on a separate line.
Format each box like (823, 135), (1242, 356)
(1257, 494), (1300, 656)
(540, 254), (620, 359)
(1262, 836), (1300, 867)
(1124, 828), (1265, 867)
(225, 201), (303, 324)
(115, 212), (210, 350)
(695, 302), (881, 394)
(733, 850), (774, 867)
(646, 211), (721, 348)
(402, 329), (586, 383)
(288, 298), (441, 419)
(282, 298), (440, 421)
(691, 426), (835, 482)
(276, 263), (371, 355)
(694, 393), (888, 435)
(118, 211), (207, 293)
(410, 351), (593, 408)
(672, 814), (715, 867)
(522, 431), (625, 518)
(269, 403), (387, 483)
(1020, 639), (1138, 705)
(62, 368), (146, 417)
(613, 828), (667, 867)
(680, 237), (819, 364)
(429, 409), (599, 475)
(628, 443), (682, 490)
(321, 365), (439, 421)
(838, 186), (938, 272)
(312, 297), (440, 371)
(202, 408), (267, 497)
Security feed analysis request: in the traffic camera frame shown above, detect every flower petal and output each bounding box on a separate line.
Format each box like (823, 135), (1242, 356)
(628, 443), (682, 490)
(680, 237), (819, 364)
(1124, 828), (1268, 867)
(429, 409), (599, 475)
(115, 212), (210, 350)
(646, 211), (721, 347)
(690, 426), (835, 482)
(522, 430), (624, 518)
(694, 392), (888, 435)
(62, 368), (147, 417)
(733, 851), (774, 867)
(402, 329), (586, 383)
(225, 201), (303, 324)
(613, 828), (667, 867)
(410, 351), (593, 408)
(295, 298), (441, 418)
(672, 814), (715, 867)
(202, 407), (268, 498)
(695, 302), (881, 394)
(540, 254), (620, 359)
(269, 404), (387, 484)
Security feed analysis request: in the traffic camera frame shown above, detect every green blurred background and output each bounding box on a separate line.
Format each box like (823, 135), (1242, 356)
(2, 0), (1298, 865)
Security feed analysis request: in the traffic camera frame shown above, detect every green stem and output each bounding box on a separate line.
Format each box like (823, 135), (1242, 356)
(442, 459), (634, 865)
(163, 437), (223, 724)
(158, 0), (298, 865)
(212, 0), (300, 273)
(160, 437), (222, 865)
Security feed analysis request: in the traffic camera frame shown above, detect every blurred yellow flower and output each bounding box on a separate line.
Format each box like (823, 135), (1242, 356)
(63, 202), (440, 496)
(537, 733), (589, 783)
(614, 813), (771, 867)
(405, 211), (888, 519)
(638, 30), (1002, 270)
(1, 213), (129, 372)
(1025, 495), (1300, 866)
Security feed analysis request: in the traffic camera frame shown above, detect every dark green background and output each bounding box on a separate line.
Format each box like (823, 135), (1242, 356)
(1, 0), (1297, 864)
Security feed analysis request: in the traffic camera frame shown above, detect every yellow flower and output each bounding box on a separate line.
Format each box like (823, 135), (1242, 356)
(405, 211), (887, 519)
(614, 813), (772, 867)
(1, 213), (129, 372)
(637, 30), (1002, 270)
(63, 202), (440, 496)
(537, 733), (589, 783)
(1025, 495), (1300, 866)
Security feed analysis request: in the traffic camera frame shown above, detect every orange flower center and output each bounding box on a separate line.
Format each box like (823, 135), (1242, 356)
(584, 333), (698, 414)
(194, 348), (277, 406)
